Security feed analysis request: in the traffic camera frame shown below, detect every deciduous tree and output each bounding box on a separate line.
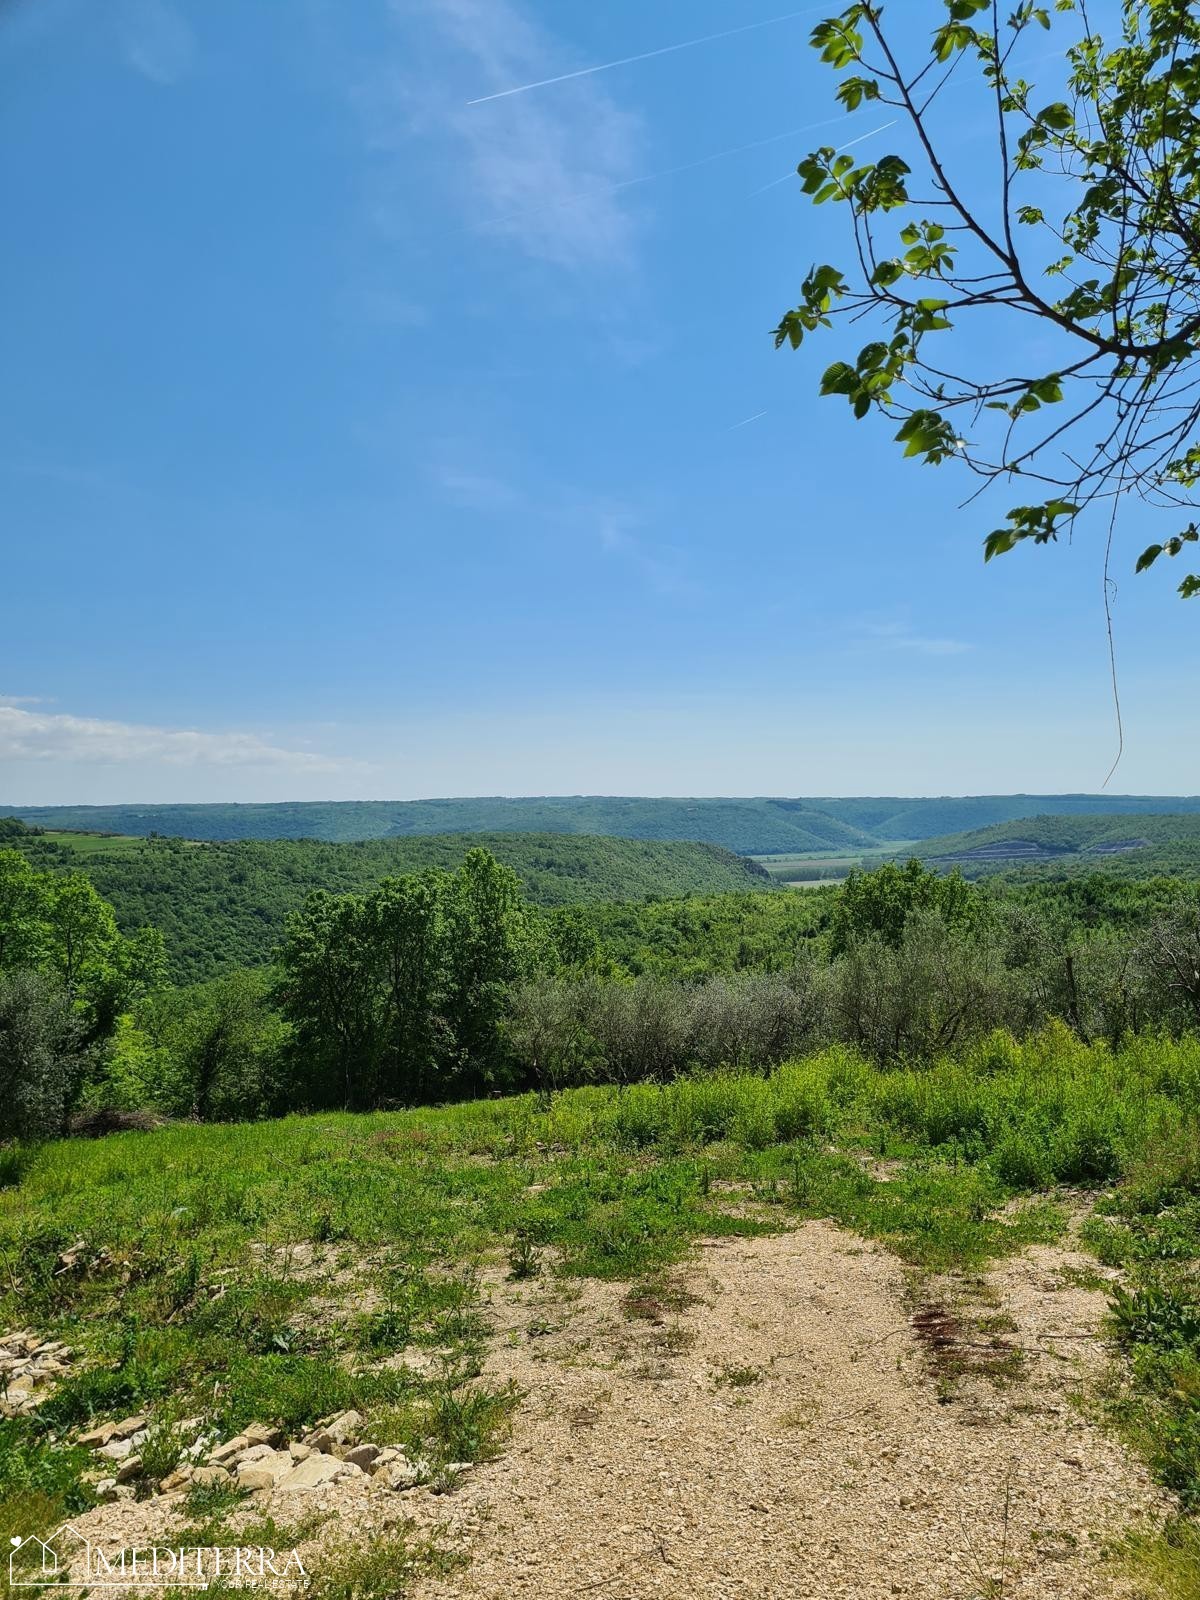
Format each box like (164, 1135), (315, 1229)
(778, 0), (1200, 597)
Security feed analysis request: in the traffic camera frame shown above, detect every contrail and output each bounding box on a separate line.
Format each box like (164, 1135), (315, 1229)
(479, 114), (851, 230)
(729, 411), (769, 429)
(466, 7), (825, 106)
(749, 118), (897, 196)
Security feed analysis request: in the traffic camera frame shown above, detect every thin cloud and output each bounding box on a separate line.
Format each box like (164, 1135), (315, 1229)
(0, 704), (348, 771)
(117, 0), (195, 85)
(598, 512), (698, 602)
(857, 621), (971, 658)
(371, 0), (644, 270)
(465, 6), (823, 105)
(434, 463), (520, 513)
(479, 115), (849, 232)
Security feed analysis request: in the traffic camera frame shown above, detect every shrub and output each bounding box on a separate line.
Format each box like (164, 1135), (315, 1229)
(1051, 1111), (1122, 1185)
(991, 1132), (1054, 1190)
(1123, 1119), (1200, 1213)
(1112, 1282), (1200, 1353)
(830, 912), (1022, 1066)
(0, 969), (84, 1142)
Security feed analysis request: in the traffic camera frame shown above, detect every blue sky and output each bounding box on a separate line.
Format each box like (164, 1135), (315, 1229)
(2, 0), (1197, 803)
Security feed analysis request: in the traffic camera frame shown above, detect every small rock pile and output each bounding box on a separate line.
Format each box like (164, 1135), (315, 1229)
(76, 1408), (466, 1502)
(0, 1330), (73, 1416)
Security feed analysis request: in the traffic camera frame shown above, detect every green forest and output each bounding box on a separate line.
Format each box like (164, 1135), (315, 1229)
(8, 792), (1200, 852)
(2, 824), (770, 982)
(4, 826), (1200, 1136)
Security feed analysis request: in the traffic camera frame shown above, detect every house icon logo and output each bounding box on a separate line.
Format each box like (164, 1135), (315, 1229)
(9, 1526), (88, 1587)
(10, 1534), (59, 1584)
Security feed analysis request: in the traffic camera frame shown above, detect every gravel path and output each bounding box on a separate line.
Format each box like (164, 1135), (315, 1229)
(416, 1222), (1167, 1600)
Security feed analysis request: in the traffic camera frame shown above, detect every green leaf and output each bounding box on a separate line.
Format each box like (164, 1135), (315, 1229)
(1039, 101), (1073, 130)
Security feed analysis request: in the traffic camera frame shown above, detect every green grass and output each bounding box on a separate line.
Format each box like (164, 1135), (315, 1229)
(40, 831), (144, 856)
(6, 1026), (1200, 1561)
(754, 842), (922, 884)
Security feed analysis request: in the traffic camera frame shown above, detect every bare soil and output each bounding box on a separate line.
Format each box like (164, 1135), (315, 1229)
(414, 1222), (1167, 1600)
(50, 1223), (1168, 1599)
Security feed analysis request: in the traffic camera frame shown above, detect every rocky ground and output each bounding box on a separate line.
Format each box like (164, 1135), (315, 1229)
(1, 1328), (74, 1414)
(5, 1220), (1171, 1598)
(414, 1221), (1168, 1600)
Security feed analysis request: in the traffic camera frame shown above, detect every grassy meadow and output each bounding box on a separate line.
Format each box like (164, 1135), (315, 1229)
(37, 832), (145, 857)
(6, 1025), (1200, 1589)
(753, 842), (922, 884)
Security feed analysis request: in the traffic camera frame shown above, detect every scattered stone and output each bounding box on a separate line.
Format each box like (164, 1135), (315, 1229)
(289, 1442), (312, 1461)
(115, 1455), (143, 1484)
(0, 1332), (75, 1417)
(386, 1459), (427, 1491)
(108, 1415), (148, 1441)
(325, 1409), (362, 1444)
(243, 1422), (284, 1447)
(95, 1478), (120, 1503)
(79, 1423), (118, 1449)
(159, 1467), (193, 1492)
(209, 1434), (250, 1465)
(191, 1465), (231, 1488)
(99, 1439), (133, 1462)
(344, 1443), (380, 1471)
(237, 1451), (293, 1492)
(305, 1429), (335, 1454)
(276, 1454), (343, 1492)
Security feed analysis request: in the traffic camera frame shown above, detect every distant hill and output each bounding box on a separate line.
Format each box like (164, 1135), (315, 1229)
(0, 799), (880, 854)
(917, 813), (1200, 879)
(6, 829), (772, 983)
(806, 794), (1200, 840)
(7, 793), (1200, 853)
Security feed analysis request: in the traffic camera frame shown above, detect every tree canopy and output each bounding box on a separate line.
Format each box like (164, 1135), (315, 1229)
(777, 0), (1200, 598)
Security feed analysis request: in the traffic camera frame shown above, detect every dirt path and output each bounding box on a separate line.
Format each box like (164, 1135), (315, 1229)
(416, 1223), (1168, 1600)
